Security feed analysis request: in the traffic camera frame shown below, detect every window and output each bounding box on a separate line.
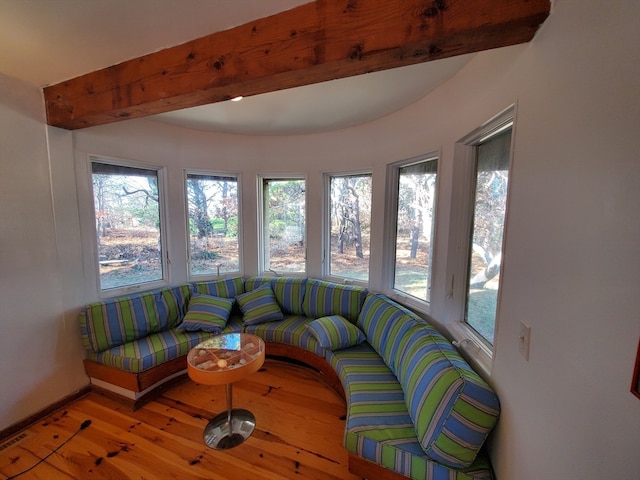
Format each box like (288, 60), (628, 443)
(392, 157), (438, 302)
(327, 174), (372, 282)
(91, 161), (166, 291)
(260, 178), (306, 274)
(186, 172), (240, 277)
(464, 126), (512, 345)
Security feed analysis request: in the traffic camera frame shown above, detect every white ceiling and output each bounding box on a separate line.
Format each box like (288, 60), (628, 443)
(0, 0), (473, 135)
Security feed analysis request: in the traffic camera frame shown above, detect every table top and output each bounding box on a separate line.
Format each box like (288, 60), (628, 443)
(187, 333), (265, 385)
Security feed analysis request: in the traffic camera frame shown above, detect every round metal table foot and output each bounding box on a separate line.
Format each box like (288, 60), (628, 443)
(203, 408), (257, 449)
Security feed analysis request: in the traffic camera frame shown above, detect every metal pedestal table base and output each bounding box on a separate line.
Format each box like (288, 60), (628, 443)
(203, 383), (256, 449)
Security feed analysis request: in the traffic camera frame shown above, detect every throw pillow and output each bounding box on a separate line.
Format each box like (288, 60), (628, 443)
(236, 284), (284, 325)
(307, 315), (366, 351)
(180, 294), (235, 333)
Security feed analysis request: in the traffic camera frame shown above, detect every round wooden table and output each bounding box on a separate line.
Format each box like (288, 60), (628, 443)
(187, 333), (265, 449)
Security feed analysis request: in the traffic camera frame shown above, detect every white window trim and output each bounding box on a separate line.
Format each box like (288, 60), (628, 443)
(84, 154), (170, 298)
(184, 169), (243, 280)
(443, 105), (516, 376)
(383, 152), (440, 311)
(323, 170), (372, 287)
(257, 174), (308, 276)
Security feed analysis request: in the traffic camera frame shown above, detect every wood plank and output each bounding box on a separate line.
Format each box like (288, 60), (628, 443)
(44, 0), (550, 130)
(349, 452), (411, 479)
(0, 360), (360, 480)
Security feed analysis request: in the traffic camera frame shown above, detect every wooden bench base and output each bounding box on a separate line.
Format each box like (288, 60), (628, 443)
(82, 342), (346, 408)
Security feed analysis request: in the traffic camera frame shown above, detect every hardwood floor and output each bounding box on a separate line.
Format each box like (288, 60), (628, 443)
(0, 359), (361, 480)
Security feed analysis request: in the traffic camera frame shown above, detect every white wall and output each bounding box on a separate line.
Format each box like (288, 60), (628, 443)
(0, 73), (87, 427)
(1, 0), (639, 478)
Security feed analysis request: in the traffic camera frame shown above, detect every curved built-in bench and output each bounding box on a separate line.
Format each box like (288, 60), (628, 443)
(79, 276), (499, 480)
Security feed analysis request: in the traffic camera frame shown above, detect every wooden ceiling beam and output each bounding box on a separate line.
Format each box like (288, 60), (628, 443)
(44, 0), (550, 130)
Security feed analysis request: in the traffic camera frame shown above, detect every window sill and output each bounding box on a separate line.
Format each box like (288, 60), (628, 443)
(445, 321), (494, 381)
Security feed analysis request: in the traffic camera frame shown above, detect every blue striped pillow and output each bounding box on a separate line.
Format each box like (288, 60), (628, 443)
(236, 284), (284, 325)
(307, 315), (366, 351)
(180, 294), (235, 333)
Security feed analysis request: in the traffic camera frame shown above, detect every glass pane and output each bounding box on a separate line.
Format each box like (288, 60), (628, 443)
(394, 158), (437, 301)
(329, 175), (371, 282)
(92, 162), (163, 290)
(264, 179), (306, 273)
(186, 174), (239, 276)
(465, 128), (512, 344)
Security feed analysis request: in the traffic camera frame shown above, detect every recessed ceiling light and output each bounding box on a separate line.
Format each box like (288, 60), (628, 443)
(230, 96), (243, 102)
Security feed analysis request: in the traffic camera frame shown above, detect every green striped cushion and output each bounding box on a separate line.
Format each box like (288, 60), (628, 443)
(80, 292), (163, 353)
(88, 328), (209, 373)
(191, 276), (245, 298)
(245, 315), (324, 356)
(270, 277), (307, 315)
(244, 276), (271, 292)
(356, 293), (428, 375)
(328, 345), (495, 480)
(159, 284), (192, 328)
(307, 315), (365, 350)
(397, 325), (500, 469)
(236, 284), (284, 325)
(302, 279), (367, 322)
(179, 294), (234, 333)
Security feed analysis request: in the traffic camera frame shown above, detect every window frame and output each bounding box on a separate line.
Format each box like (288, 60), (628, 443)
(383, 152), (440, 312)
(323, 170), (372, 286)
(257, 174), (307, 276)
(87, 155), (170, 297)
(184, 169), (242, 280)
(444, 106), (516, 373)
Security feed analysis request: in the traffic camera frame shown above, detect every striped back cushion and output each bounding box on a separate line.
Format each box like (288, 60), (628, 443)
(159, 284), (192, 328)
(244, 276), (271, 292)
(191, 276), (245, 298)
(80, 292), (163, 353)
(270, 277), (307, 315)
(302, 279), (367, 322)
(356, 293), (426, 374)
(397, 325), (500, 469)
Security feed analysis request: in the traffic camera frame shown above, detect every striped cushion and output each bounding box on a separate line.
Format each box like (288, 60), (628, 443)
(397, 325), (500, 469)
(244, 276), (271, 292)
(191, 276), (245, 298)
(179, 294), (234, 333)
(80, 292), (163, 353)
(87, 319), (245, 373)
(245, 315), (324, 357)
(307, 315), (365, 351)
(87, 328), (210, 373)
(236, 284), (284, 325)
(357, 293), (427, 375)
(270, 277), (307, 315)
(159, 284), (192, 328)
(328, 344), (494, 480)
(302, 279), (367, 322)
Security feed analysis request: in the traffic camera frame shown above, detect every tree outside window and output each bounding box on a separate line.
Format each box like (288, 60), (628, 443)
(262, 178), (306, 274)
(329, 174), (371, 282)
(91, 161), (164, 291)
(186, 173), (240, 277)
(465, 127), (512, 345)
(393, 158), (438, 302)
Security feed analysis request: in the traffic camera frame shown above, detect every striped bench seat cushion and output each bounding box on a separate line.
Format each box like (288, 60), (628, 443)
(87, 317), (244, 373)
(328, 344), (495, 480)
(244, 315), (324, 357)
